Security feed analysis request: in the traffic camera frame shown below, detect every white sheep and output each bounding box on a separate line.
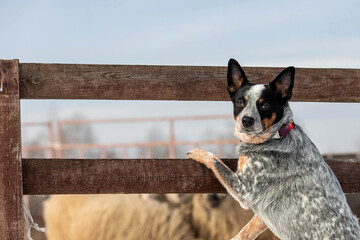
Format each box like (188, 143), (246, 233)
(192, 194), (279, 240)
(44, 194), (196, 240)
(44, 194), (278, 240)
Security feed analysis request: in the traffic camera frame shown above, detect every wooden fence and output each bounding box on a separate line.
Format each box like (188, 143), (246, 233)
(0, 59), (359, 239)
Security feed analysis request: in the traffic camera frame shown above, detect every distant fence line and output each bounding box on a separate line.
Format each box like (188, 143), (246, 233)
(22, 115), (237, 158)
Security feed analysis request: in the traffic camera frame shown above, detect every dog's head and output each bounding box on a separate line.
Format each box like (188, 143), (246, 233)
(227, 59), (295, 144)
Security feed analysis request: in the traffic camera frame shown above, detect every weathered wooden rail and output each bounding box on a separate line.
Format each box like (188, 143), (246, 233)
(19, 63), (360, 101)
(23, 157), (360, 195)
(1, 59), (360, 239)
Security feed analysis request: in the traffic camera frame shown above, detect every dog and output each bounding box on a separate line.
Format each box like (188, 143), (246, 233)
(187, 59), (360, 240)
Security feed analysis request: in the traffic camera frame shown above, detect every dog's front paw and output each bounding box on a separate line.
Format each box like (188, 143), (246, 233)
(187, 148), (216, 168)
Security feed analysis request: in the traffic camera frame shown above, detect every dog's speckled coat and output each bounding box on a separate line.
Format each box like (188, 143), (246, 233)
(188, 59), (360, 240)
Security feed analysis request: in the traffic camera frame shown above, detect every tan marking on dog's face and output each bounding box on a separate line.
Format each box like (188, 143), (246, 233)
(234, 118), (270, 144)
(261, 112), (276, 129)
(237, 155), (248, 173)
(258, 98), (264, 104)
(244, 95), (248, 101)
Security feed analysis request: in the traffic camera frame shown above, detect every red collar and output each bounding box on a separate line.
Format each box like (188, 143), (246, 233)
(273, 122), (294, 139)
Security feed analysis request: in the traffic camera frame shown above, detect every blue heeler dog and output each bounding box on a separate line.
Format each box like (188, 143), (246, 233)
(187, 59), (360, 240)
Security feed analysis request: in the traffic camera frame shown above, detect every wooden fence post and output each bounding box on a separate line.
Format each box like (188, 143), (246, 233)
(0, 59), (24, 239)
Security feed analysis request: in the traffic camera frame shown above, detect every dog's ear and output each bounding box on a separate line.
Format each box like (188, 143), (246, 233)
(269, 66), (295, 102)
(227, 59), (249, 96)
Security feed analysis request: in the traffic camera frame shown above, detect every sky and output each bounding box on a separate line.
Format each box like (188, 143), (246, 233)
(2, 0), (360, 154)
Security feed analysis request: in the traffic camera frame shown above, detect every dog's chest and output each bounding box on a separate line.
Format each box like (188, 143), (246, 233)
(234, 154), (278, 201)
(236, 154), (273, 179)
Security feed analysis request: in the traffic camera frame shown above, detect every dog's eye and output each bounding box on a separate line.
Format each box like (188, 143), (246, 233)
(260, 103), (271, 111)
(236, 99), (245, 107)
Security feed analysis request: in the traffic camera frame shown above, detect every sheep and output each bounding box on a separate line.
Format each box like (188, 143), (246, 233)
(44, 193), (278, 240)
(140, 193), (279, 239)
(192, 194), (279, 240)
(44, 194), (197, 240)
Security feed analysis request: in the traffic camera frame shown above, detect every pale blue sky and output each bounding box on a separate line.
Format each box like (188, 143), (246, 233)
(2, 0), (360, 66)
(2, 0), (359, 154)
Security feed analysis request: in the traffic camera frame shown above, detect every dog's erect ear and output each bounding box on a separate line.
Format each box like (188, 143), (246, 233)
(269, 66), (295, 102)
(227, 59), (249, 96)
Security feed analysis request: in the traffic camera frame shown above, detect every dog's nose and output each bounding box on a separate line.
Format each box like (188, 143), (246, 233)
(242, 116), (255, 128)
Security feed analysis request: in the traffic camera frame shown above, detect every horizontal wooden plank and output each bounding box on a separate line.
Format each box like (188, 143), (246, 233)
(19, 63), (360, 102)
(22, 157), (360, 195)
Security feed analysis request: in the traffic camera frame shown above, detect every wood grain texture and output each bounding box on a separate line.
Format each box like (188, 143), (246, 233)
(0, 60), (24, 240)
(19, 63), (360, 102)
(22, 157), (360, 195)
